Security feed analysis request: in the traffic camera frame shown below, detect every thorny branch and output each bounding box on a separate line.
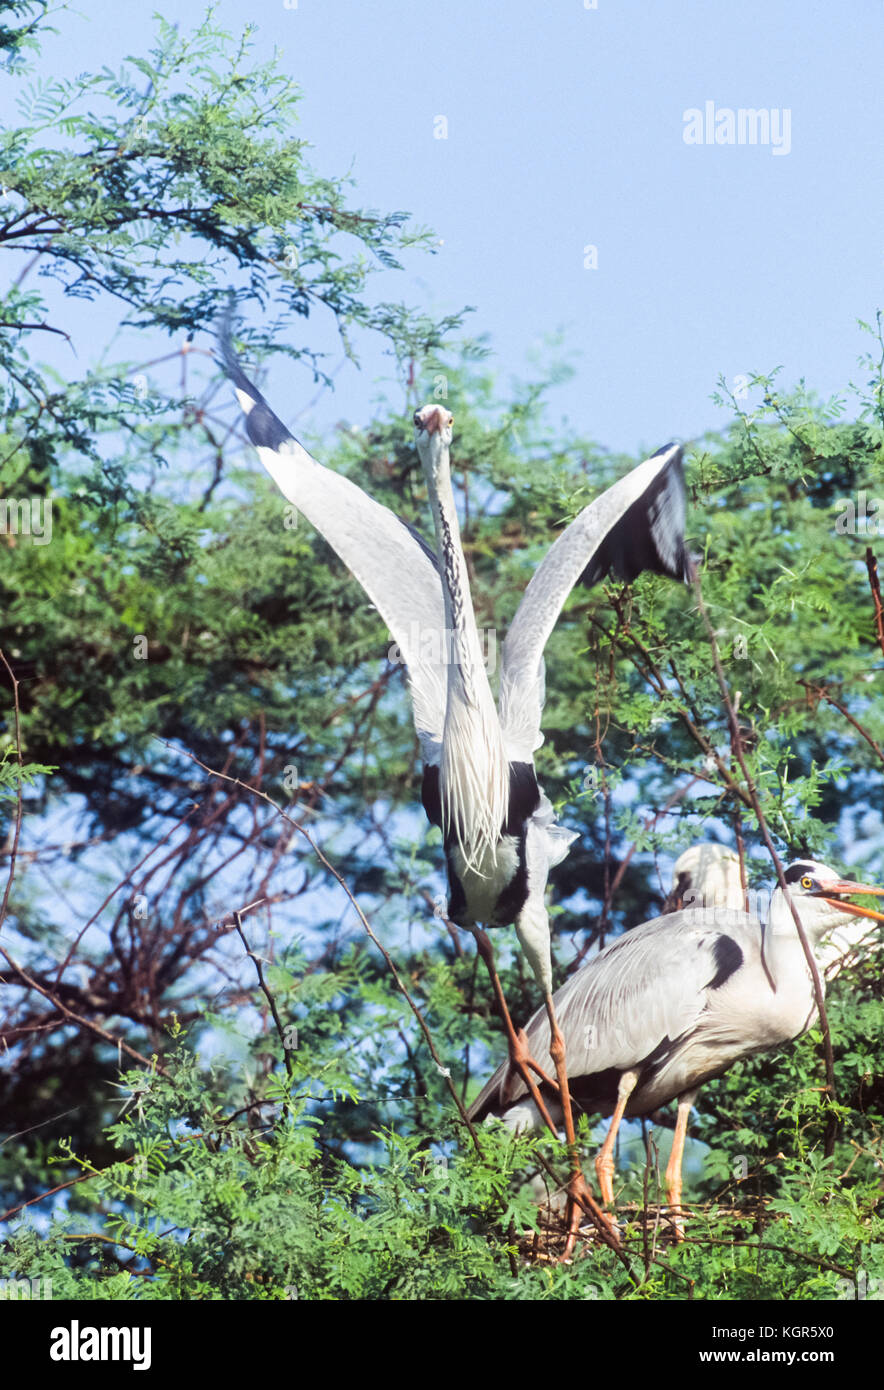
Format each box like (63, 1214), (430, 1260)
(692, 578), (839, 1156)
(159, 739), (485, 1152)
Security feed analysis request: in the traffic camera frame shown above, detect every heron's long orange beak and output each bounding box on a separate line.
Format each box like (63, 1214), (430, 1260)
(816, 879), (884, 922)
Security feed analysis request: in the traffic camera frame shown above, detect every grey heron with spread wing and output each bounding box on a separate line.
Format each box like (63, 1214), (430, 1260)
(218, 318), (689, 1232)
(410, 402), (689, 1235)
(469, 858), (884, 1239)
(412, 405), (689, 991)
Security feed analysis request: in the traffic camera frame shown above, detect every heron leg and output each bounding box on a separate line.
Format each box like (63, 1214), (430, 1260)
(665, 1087), (698, 1240)
(472, 928), (559, 1135)
(545, 994), (619, 1259)
(594, 1069), (640, 1205)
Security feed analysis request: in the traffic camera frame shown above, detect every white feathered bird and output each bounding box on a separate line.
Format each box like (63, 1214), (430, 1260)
(469, 856), (884, 1230)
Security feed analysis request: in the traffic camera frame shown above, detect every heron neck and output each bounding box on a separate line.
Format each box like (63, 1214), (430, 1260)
(425, 463), (509, 868)
(764, 897), (826, 992)
(426, 466), (497, 713)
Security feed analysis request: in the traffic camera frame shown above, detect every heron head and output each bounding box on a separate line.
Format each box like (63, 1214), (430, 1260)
(413, 404), (454, 481)
(773, 859), (884, 939)
(667, 843), (744, 913)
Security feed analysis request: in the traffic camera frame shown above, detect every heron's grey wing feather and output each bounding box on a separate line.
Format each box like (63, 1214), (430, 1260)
(499, 445), (689, 759)
(469, 909), (746, 1121)
(219, 329), (447, 753)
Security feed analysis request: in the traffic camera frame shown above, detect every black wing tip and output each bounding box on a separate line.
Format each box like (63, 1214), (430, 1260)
(215, 297), (296, 454)
(655, 442), (692, 583)
(215, 291), (245, 381)
(651, 440), (683, 462)
(579, 440), (691, 590)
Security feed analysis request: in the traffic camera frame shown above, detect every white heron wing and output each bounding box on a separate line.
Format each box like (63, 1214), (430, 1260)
(470, 908), (749, 1120)
(499, 445), (689, 759)
(219, 331), (447, 754)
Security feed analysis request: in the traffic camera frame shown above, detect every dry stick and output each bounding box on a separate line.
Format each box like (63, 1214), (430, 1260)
(53, 804), (199, 986)
(0, 943), (166, 1074)
(157, 740), (484, 1152)
(0, 649), (24, 933)
(634, 1128), (665, 1285)
(640, 1125), (652, 1280)
(733, 813), (750, 913)
(692, 577), (839, 1156)
(531, 1150), (636, 1278)
(0, 1159), (139, 1226)
(0, 652), (166, 1073)
(231, 899), (297, 1108)
(865, 547), (884, 658)
(800, 681), (884, 764)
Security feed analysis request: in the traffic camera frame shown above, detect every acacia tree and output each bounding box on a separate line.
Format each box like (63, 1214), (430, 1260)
(2, 5), (884, 1301)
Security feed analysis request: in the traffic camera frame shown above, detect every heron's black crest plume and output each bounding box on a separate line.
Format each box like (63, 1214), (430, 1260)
(783, 862), (818, 885)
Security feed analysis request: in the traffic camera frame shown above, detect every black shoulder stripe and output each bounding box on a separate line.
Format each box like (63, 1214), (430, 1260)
(420, 764), (442, 828)
(580, 446), (691, 589)
(708, 934), (744, 990)
(503, 761), (541, 834)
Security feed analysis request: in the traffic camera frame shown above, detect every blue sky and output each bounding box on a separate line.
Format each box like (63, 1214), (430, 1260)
(13, 0), (884, 454)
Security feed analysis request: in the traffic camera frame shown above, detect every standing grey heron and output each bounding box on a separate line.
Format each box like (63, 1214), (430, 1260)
(217, 319), (689, 1232)
(468, 858), (884, 1241)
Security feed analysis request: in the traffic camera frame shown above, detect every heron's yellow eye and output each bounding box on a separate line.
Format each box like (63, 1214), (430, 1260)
(800, 875), (813, 890)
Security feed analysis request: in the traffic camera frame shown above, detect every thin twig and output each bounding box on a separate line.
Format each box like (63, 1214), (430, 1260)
(231, 900), (297, 1110)
(692, 577), (838, 1154)
(156, 739), (484, 1152)
(864, 548), (884, 657)
(0, 649), (24, 934)
(800, 680), (884, 765)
